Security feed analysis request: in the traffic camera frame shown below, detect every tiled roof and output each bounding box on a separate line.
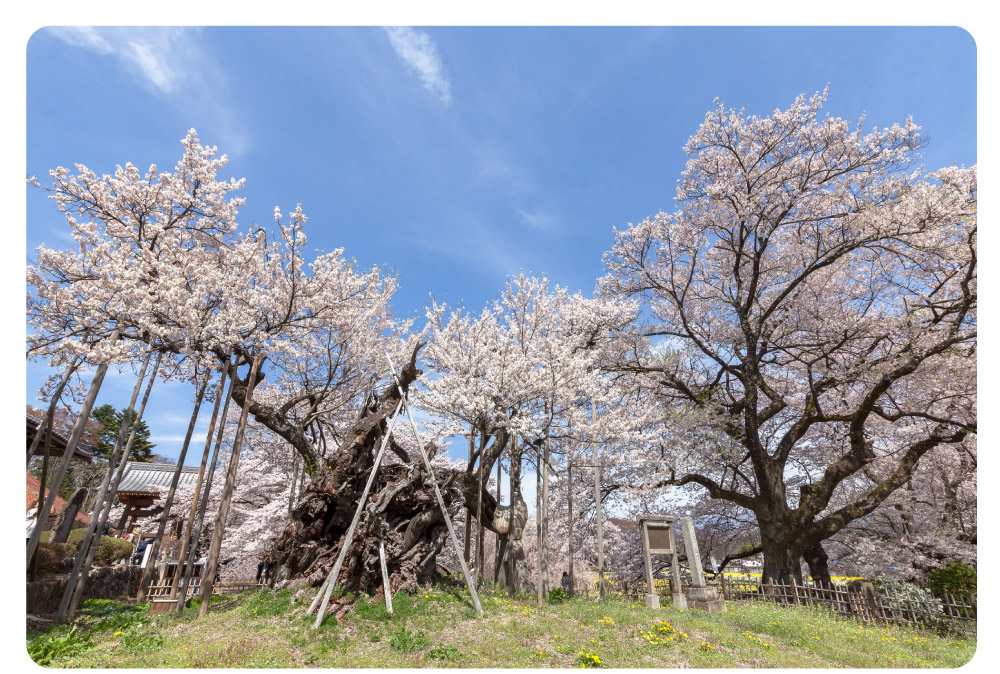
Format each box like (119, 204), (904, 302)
(116, 461), (201, 494)
(25, 472), (91, 526)
(26, 411), (96, 462)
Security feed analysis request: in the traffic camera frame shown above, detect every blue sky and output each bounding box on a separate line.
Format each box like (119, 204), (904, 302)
(25, 26), (977, 479)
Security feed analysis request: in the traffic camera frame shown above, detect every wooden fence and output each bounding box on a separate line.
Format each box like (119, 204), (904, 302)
(589, 575), (976, 635)
(146, 578), (266, 600)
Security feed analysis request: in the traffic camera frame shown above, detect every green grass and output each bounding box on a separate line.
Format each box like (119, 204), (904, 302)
(26, 586), (976, 668)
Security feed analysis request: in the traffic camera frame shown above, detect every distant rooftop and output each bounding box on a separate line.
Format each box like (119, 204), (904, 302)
(117, 461), (201, 494)
(26, 411), (96, 462)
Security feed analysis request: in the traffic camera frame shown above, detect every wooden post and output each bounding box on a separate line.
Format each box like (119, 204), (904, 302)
(541, 434), (550, 598)
(199, 355), (262, 617)
(287, 453), (299, 519)
(464, 426), (474, 566)
(29, 394), (57, 582)
(60, 351), (162, 619)
(380, 540), (393, 615)
(27, 329), (120, 566)
(566, 437), (575, 596)
(591, 396), (605, 602)
(137, 375), (210, 602)
(641, 521), (657, 608)
(387, 356), (482, 615)
(494, 453), (502, 581)
(26, 355), (83, 467)
(536, 442), (543, 609)
(170, 356), (232, 604)
(175, 355), (238, 611)
(310, 399), (404, 625)
(474, 427), (485, 587)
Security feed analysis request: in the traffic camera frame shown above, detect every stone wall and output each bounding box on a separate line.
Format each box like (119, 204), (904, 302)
(26, 565), (142, 614)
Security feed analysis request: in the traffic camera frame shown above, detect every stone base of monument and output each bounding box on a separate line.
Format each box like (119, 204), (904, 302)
(683, 585), (726, 612)
(644, 593), (660, 609)
(671, 592), (687, 610)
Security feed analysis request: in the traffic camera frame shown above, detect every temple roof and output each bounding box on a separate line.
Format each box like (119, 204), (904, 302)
(116, 461), (201, 495)
(26, 410), (96, 463)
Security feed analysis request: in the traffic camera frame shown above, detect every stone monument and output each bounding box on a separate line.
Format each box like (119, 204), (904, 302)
(52, 487), (89, 544)
(638, 515), (686, 610)
(679, 516), (726, 612)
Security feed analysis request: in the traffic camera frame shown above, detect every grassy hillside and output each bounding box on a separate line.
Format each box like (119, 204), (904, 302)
(26, 582), (976, 668)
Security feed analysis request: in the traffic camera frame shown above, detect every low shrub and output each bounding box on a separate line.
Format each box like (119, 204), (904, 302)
(34, 542), (76, 573)
(927, 562), (976, 598)
(547, 587), (570, 604)
(874, 578), (944, 628)
(43, 528), (133, 566)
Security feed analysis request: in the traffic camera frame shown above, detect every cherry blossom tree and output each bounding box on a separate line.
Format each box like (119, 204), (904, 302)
(420, 274), (637, 594)
(600, 89), (977, 584)
(25, 131), (454, 593)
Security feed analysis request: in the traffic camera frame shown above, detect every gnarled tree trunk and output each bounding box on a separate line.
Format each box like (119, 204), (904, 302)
(226, 344), (525, 596)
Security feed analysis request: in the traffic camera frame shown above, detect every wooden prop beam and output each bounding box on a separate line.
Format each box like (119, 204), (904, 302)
(387, 354), (483, 616)
(170, 356), (231, 603)
(26, 355), (82, 467)
(175, 354), (238, 612)
(199, 356), (262, 618)
(60, 350), (162, 619)
(380, 539), (393, 615)
(137, 376), (209, 602)
(27, 329), (121, 566)
(310, 399), (403, 626)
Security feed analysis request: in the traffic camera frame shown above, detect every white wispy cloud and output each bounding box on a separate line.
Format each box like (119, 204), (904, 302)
(382, 27), (452, 105)
(45, 27), (248, 155)
(515, 208), (560, 233)
(49, 27), (192, 96)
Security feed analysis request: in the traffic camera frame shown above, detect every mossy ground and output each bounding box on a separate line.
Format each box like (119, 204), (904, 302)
(25, 582), (976, 668)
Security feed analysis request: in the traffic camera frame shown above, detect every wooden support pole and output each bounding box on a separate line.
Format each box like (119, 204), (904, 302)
(28, 395), (57, 583)
(310, 400), (404, 625)
(386, 356), (482, 616)
(27, 329), (121, 566)
(26, 355), (83, 467)
(536, 442), (543, 609)
(287, 452), (299, 520)
(137, 375), (210, 602)
(566, 421), (575, 596)
(493, 453), (502, 581)
(199, 355), (262, 617)
(464, 426), (473, 566)
(474, 427), (484, 587)
(60, 350), (162, 620)
(380, 539), (393, 615)
(175, 354), (238, 613)
(591, 396), (605, 602)
(170, 355), (232, 604)
(542, 435), (550, 597)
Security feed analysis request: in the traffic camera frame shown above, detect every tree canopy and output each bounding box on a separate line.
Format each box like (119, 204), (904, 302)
(91, 403), (156, 462)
